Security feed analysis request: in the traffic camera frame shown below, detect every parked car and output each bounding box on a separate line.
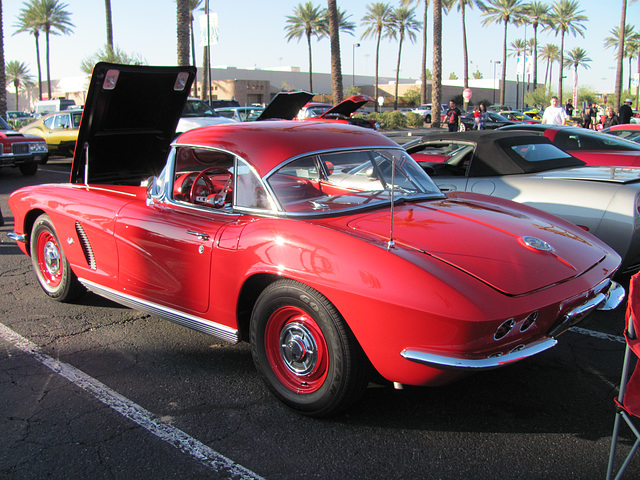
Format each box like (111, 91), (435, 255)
(412, 103), (447, 123)
(214, 106), (264, 122)
(6, 110), (33, 122)
(499, 110), (541, 124)
(8, 64), (624, 417)
(602, 124), (640, 144)
(0, 116), (48, 175)
(459, 111), (521, 131)
(32, 98), (76, 117)
(258, 92), (379, 130)
(488, 104), (512, 112)
(19, 110), (81, 156)
(404, 130), (640, 274)
(499, 124), (640, 167)
(176, 97), (236, 135)
(523, 109), (542, 120)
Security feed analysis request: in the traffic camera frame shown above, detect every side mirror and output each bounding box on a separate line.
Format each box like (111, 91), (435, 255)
(146, 176), (163, 205)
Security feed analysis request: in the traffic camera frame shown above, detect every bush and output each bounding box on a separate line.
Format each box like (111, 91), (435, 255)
(381, 110), (407, 130)
(405, 112), (424, 128)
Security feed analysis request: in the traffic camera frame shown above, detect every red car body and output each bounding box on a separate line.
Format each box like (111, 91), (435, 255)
(499, 124), (640, 167)
(8, 63), (625, 416)
(603, 124), (640, 144)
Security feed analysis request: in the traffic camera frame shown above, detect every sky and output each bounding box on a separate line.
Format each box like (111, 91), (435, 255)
(3, 0), (639, 95)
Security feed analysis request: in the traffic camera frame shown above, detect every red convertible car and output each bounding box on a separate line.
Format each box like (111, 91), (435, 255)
(8, 64), (625, 416)
(499, 124), (640, 167)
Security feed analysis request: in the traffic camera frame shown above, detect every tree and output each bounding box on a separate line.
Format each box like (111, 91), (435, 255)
(6, 60), (34, 110)
(177, 0), (190, 66)
(545, 0), (587, 104)
(401, 0), (430, 105)
(186, 0), (203, 96)
(448, 71), (458, 80)
(388, 6), (420, 109)
(613, 0), (639, 109)
(443, 0), (477, 109)
(432, 0), (443, 127)
(523, 1), (549, 90)
(80, 45), (145, 74)
(479, 0), (525, 105)
(0, 0), (6, 119)
(322, 4), (355, 103)
(13, 0), (44, 100)
(604, 24), (638, 91)
(538, 42), (559, 93)
(104, 0), (113, 56)
(509, 38), (526, 107)
(285, 2), (328, 92)
(361, 2), (393, 111)
(564, 46), (591, 105)
(472, 69), (483, 79)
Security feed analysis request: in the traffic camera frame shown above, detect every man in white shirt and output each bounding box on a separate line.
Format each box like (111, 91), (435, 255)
(542, 96), (568, 125)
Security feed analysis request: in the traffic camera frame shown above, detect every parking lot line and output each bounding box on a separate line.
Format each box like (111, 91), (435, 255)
(0, 322), (264, 480)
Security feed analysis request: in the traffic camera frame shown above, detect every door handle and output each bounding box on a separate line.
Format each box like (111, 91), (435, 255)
(186, 230), (210, 241)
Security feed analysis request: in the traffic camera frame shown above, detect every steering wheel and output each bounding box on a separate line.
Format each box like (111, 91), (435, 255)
(190, 167), (232, 206)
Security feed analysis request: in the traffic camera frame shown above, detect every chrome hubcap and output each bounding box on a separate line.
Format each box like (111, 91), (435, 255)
(280, 322), (317, 375)
(43, 241), (61, 276)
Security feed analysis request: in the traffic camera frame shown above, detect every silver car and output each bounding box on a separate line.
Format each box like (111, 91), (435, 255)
(405, 130), (640, 275)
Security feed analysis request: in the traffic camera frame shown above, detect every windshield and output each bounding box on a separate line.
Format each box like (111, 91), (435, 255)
(267, 148), (444, 214)
(182, 99), (220, 118)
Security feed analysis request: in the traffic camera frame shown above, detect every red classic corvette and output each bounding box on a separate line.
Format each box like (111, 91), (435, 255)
(8, 64), (625, 416)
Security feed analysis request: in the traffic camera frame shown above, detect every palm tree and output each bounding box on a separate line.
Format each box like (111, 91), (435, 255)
(509, 38), (526, 107)
(604, 24), (637, 91)
(613, 0), (639, 109)
(185, 0), (203, 96)
(432, 0), (443, 127)
(443, 0), (477, 109)
(523, 0), (549, 90)
(0, 0), (7, 118)
(479, 0), (525, 106)
(326, 0), (343, 102)
(285, 2), (328, 92)
(176, 0), (189, 66)
(361, 2), (393, 112)
(28, 0), (75, 100)
(545, 0), (586, 103)
(80, 45), (145, 74)
(564, 46), (591, 103)
(388, 6), (421, 109)
(628, 31), (640, 105)
(539, 42), (559, 92)
(104, 0), (113, 56)
(401, 0), (430, 105)
(6, 60), (34, 110)
(13, 0), (44, 100)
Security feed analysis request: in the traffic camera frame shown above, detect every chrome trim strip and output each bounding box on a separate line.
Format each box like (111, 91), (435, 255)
(401, 338), (557, 371)
(78, 278), (239, 344)
(7, 232), (27, 243)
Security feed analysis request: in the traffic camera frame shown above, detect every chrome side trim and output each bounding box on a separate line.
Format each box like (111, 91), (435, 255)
(78, 278), (239, 344)
(7, 231), (27, 243)
(401, 338), (557, 371)
(597, 281), (625, 311)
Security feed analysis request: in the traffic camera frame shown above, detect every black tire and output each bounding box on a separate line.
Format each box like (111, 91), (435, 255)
(30, 214), (85, 302)
(250, 279), (370, 417)
(19, 163), (38, 176)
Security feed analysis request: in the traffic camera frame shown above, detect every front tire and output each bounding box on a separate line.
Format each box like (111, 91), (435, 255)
(30, 214), (84, 302)
(250, 279), (369, 417)
(19, 163), (38, 176)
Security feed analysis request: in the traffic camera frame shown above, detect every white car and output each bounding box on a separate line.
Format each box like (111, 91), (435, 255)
(412, 103), (447, 123)
(176, 98), (236, 135)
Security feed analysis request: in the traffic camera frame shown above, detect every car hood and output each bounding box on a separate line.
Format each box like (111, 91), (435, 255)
(346, 198), (609, 296)
(71, 62), (196, 185)
(536, 166), (640, 184)
(256, 91), (314, 121)
(319, 95), (374, 118)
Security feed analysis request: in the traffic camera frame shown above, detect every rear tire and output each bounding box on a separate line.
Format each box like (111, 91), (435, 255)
(19, 163), (38, 176)
(30, 214), (84, 302)
(250, 279), (370, 417)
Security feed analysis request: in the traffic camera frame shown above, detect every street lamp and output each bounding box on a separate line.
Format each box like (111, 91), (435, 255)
(493, 60), (501, 105)
(352, 43), (361, 87)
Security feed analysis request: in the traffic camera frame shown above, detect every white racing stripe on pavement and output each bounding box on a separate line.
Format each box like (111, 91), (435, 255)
(569, 326), (626, 344)
(0, 322), (264, 480)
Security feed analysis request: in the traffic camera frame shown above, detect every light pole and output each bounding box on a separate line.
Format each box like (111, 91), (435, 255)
(352, 43), (361, 87)
(493, 60), (501, 105)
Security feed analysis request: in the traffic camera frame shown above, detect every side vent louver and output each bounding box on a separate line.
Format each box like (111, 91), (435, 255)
(75, 222), (97, 270)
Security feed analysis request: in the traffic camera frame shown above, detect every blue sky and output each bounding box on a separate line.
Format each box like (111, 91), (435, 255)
(4, 0), (638, 93)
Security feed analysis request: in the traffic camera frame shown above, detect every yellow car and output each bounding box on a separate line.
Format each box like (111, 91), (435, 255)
(523, 109), (542, 120)
(20, 110), (81, 156)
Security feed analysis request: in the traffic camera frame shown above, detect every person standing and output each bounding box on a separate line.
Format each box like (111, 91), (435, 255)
(603, 106), (620, 129)
(446, 100), (461, 132)
(472, 105), (481, 129)
(541, 96), (568, 125)
(619, 98), (633, 124)
(565, 100), (574, 118)
(478, 103), (488, 130)
(590, 103), (598, 130)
